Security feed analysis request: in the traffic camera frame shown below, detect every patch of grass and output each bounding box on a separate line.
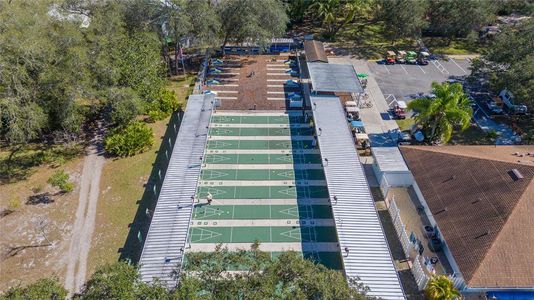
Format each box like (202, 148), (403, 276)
(89, 78), (195, 273)
(167, 74), (197, 107)
(333, 21), (416, 59)
(396, 118), (416, 131)
(88, 118), (168, 272)
(423, 37), (484, 55)
(0, 144), (84, 183)
(449, 125), (493, 145)
(48, 170), (73, 193)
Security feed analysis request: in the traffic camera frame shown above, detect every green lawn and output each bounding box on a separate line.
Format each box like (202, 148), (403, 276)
(396, 118), (416, 131)
(88, 75), (196, 273)
(423, 37), (484, 55)
(449, 125), (493, 145)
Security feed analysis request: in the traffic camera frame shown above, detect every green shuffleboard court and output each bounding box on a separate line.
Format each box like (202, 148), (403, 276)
(189, 226), (338, 243)
(197, 185), (330, 199)
(193, 205), (334, 220)
(200, 169), (325, 181)
(206, 140), (315, 150)
(187, 113), (341, 271)
(203, 153), (322, 164)
(209, 127), (314, 137)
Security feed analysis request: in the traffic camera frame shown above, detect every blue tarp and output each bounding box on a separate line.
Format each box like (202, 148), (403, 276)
(351, 120), (364, 127)
(487, 291), (534, 300)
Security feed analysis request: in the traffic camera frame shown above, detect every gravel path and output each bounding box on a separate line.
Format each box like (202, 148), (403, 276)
(64, 125), (105, 294)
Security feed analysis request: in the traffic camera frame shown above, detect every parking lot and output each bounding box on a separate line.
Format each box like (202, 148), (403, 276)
(368, 58), (471, 104)
(366, 57), (517, 144)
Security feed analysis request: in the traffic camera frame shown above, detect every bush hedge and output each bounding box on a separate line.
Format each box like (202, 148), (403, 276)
(104, 121), (154, 157)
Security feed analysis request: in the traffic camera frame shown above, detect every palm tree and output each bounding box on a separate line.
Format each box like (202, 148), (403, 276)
(408, 82), (473, 144)
(425, 275), (461, 300)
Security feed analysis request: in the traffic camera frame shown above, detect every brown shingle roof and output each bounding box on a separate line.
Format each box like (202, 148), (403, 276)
(400, 146), (534, 288)
(303, 40), (328, 63)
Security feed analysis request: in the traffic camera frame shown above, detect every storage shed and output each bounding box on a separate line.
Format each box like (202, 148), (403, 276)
(372, 147), (413, 194)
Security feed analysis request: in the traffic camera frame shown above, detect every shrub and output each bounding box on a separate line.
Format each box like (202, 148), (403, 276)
(0, 277), (67, 299)
(104, 121), (154, 157)
(48, 170), (73, 193)
(146, 89), (179, 122)
(147, 109), (167, 123)
(8, 198), (21, 210)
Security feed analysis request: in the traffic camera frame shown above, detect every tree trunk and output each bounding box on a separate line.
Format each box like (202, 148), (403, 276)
(174, 41), (180, 76)
(221, 35), (229, 56)
(6, 144), (23, 178)
(179, 43), (186, 76)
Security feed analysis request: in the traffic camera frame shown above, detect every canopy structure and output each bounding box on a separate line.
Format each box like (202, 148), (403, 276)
(139, 94), (214, 286)
(310, 94), (405, 299)
(351, 120), (364, 127)
(307, 63), (364, 94)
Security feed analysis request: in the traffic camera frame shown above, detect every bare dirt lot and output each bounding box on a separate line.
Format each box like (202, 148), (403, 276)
(205, 54), (305, 110)
(0, 157), (83, 291)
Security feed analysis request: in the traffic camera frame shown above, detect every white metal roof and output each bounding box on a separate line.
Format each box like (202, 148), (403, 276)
(138, 94), (213, 286)
(307, 63), (364, 93)
(311, 95), (405, 299)
(373, 147), (410, 173)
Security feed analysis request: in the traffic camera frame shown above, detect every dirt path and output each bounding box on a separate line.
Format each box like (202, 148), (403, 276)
(64, 126), (105, 294)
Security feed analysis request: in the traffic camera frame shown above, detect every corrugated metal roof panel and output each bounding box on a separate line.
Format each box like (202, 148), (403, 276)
(307, 63), (364, 93)
(138, 94), (213, 286)
(311, 95), (405, 299)
(373, 147), (410, 173)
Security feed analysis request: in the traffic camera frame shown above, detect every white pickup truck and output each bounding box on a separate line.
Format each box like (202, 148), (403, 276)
(499, 89), (528, 115)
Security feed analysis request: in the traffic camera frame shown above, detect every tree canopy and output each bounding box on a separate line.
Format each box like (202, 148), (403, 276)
(472, 18), (534, 107)
(1, 244), (372, 299)
(218, 0), (289, 53)
(0, 278), (67, 300)
(408, 82), (473, 143)
(377, 0), (428, 42)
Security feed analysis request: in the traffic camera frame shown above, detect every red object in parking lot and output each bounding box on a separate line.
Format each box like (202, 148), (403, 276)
(393, 101), (408, 119)
(385, 51), (396, 65)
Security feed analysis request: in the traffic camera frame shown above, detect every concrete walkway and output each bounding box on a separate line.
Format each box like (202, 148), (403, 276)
(329, 57), (400, 147)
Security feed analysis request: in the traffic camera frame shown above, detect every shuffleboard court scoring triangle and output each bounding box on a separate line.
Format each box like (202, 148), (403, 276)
(275, 170), (294, 179)
(205, 154), (232, 163)
(277, 187), (297, 196)
(279, 206), (299, 218)
(194, 206), (226, 219)
(274, 155), (293, 163)
(210, 140), (232, 149)
(189, 227), (223, 243)
(280, 227), (302, 241)
(202, 170), (230, 180)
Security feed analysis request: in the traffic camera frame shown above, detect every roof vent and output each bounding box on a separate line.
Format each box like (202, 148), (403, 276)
(509, 168), (524, 181)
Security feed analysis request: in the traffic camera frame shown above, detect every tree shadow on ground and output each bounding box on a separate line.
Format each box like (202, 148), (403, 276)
(328, 21), (416, 60)
(118, 111), (184, 263)
(26, 192), (55, 205)
(0, 144), (84, 184)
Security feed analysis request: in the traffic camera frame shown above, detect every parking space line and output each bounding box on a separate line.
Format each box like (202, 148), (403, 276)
(417, 65), (426, 74)
(450, 58), (468, 75)
(431, 60), (450, 75)
(399, 64), (408, 75)
(382, 64), (390, 74)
